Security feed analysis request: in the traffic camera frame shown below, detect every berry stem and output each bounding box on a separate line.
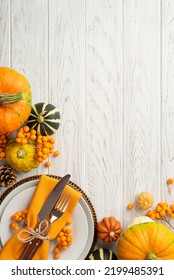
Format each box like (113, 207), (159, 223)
(162, 216), (174, 230)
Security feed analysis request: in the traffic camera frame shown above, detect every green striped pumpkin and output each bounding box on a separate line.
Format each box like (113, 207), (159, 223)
(88, 248), (118, 260)
(26, 102), (61, 135)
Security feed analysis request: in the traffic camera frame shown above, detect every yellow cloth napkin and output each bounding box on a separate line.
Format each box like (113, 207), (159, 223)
(0, 174), (81, 260)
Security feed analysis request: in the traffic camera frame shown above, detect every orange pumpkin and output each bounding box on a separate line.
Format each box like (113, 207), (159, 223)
(0, 67), (32, 134)
(117, 221), (174, 260)
(97, 216), (122, 242)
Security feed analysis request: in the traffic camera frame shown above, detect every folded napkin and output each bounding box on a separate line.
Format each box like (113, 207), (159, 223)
(0, 174), (81, 260)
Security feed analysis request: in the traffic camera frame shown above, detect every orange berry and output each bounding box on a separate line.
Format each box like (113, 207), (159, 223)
(43, 148), (49, 154)
(0, 152), (5, 158)
(62, 241), (68, 246)
(11, 214), (16, 220)
(44, 142), (51, 149)
(16, 211), (22, 217)
(150, 213), (156, 220)
(162, 202), (168, 210)
(66, 236), (72, 242)
(49, 149), (54, 154)
(157, 202), (163, 207)
(62, 226), (68, 232)
(155, 213), (161, 220)
(17, 217), (23, 222)
(61, 246), (67, 250)
(66, 228), (72, 234)
(170, 213), (174, 219)
(58, 231), (64, 237)
(17, 131), (24, 138)
(127, 203), (134, 210)
(167, 178), (174, 185)
(54, 253), (60, 259)
(23, 126), (30, 132)
(50, 138), (55, 144)
(37, 157), (43, 163)
(40, 136), (46, 141)
(44, 161), (51, 168)
(166, 208), (172, 215)
(42, 154), (48, 159)
(170, 204), (174, 212)
(160, 210), (166, 217)
(37, 151), (43, 157)
(60, 236), (66, 242)
(21, 138), (28, 145)
(13, 214), (19, 221)
(57, 243), (62, 249)
(30, 129), (36, 135)
(54, 150), (60, 157)
(54, 247), (60, 253)
(147, 210), (153, 217)
(56, 237), (61, 242)
(23, 209), (28, 214)
(10, 223), (19, 231)
(16, 137), (22, 143)
(66, 219), (72, 225)
(30, 134), (36, 140)
(155, 206), (162, 213)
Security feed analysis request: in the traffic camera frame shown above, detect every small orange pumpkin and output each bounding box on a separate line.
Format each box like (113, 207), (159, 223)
(0, 67), (32, 134)
(97, 216), (122, 242)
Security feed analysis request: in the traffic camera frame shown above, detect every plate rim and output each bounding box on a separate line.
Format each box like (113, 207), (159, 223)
(0, 175), (98, 260)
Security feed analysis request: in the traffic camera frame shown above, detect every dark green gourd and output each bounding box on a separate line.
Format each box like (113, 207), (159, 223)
(88, 248), (118, 260)
(27, 103), (61, 135)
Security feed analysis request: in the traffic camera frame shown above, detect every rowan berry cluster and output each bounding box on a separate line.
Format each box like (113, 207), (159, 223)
(9, 209), (28, 231)
(147, 202), (174, 227)
(54, 220), (73, 259)
(15, 125), (60, 168)
(0, 133), (11, 160)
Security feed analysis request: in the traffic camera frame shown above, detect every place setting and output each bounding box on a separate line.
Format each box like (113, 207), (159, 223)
(0, 173), (98, 260)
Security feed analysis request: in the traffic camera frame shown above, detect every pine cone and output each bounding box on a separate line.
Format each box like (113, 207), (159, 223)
(0, 165), (17, 187)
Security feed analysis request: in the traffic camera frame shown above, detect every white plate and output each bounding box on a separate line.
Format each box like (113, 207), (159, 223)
(0, 177), (97, 260)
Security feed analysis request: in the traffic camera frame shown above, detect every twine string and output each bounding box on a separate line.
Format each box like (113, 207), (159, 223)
(17, 220), (50, 243)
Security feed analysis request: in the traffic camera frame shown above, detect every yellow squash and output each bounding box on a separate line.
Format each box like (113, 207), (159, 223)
(5, 142), (39, 172)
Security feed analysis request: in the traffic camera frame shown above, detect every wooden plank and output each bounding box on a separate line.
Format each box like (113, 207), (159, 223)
(10, 0), (48, 104)
(10, 0), (49, 179)
(0, 0), (10, 66)
(161, 0), (174, 201)
(49, 0), (86, 186)
(123, 0), (161, 227)
(86, 0), (123, 222)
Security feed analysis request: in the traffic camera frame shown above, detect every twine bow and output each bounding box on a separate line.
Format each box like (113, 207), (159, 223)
(17, 220), (50, 243)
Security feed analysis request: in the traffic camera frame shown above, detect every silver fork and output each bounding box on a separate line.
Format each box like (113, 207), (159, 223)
(24, 192), (71, 260)
(50, 192), (71, 222)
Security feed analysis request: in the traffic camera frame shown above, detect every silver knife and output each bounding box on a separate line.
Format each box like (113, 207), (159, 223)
(19, 174), (71, 259)
(37, 174), (71, 224)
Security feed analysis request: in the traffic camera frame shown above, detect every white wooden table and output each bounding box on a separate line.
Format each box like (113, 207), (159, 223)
(1, 0), (174, 248)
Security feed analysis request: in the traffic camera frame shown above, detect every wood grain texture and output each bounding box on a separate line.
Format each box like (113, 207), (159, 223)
(161, 0), (174, 202)
(10, 0), (49, 179)
(0, 0), (10, 66)
(10, 0), (48, 104)
(48, 0), (86, 188)
(123, 0), (161, 227)
(86, 0), (123, 222)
